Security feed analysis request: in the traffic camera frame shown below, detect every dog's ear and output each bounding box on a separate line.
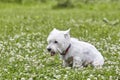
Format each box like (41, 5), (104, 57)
(64, 29), (70, 39)
(65, 29), (70, 34)
(67, 28), (71, 33)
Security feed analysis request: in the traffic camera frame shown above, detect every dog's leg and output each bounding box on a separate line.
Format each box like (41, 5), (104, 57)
(92, 59), (104, 69)
(73, 57), (83, 68)
(62, 60), (69, 67)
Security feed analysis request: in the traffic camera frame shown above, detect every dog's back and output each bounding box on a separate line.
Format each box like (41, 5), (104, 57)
(70, 38), (104, 67)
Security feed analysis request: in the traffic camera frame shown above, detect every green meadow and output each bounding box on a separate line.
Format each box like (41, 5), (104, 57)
(0, 1), (120, 80)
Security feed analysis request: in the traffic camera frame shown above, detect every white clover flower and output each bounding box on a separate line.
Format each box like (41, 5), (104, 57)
(21, 77), (25, 80)
(55, 70), (59, 73)
(9, 57), (15, 62)
(3, 68), (8, 72)
(101, 75), (105, 79)
(14, 34), (20, 39)
(14, 78), (17, 80)
(109, 76), (112, 80)
(0, 42), (3, 49)
(9, 37), (14, 41)
(54, 74), (61, 79)
(87, 78), (91, 80)
(64, 74), (68, 79)
(25, 65), (30, 71)
(44, 76), (47, 79)
(16, 55), (24, 61)
(26, 42), (31, 48)
(16, 43), (22, 48)
(9, 51), (15, 56)
(28, 77), (33, 80)
(65, 67), (71, 70)
(89, 74), (93, 77)
(94, 77), (97, 80)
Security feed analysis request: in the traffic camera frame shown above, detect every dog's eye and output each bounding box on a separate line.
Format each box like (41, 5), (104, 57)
(54, 41), (58, 43)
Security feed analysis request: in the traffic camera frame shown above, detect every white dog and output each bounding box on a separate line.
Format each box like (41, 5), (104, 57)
(47, 28), (104, 68)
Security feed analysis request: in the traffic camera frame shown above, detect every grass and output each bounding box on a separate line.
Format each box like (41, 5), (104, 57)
(0, 1), (120, 80)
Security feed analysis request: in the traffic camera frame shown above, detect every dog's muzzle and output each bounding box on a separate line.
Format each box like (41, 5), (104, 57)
(47, 48), (56, 56)
(50, 51), (56, 56)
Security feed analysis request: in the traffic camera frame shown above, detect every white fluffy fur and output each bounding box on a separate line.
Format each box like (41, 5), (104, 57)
(47, 28), (104, 68)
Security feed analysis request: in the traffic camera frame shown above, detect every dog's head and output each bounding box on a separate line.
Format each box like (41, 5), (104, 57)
(47, 28), (71, 56)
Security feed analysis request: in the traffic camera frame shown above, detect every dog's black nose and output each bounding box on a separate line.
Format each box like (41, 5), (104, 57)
(47, 48), (51, 52)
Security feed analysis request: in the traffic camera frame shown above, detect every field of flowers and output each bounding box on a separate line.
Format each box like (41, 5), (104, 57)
(0, 1), (120, 80)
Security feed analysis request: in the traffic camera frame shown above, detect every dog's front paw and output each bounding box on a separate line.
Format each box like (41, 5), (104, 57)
(62, 60), (69, 67)
(73, 63), (83, 68)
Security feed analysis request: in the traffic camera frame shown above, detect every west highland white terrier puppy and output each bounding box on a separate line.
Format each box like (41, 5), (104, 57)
(47, 28), (104, 68)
